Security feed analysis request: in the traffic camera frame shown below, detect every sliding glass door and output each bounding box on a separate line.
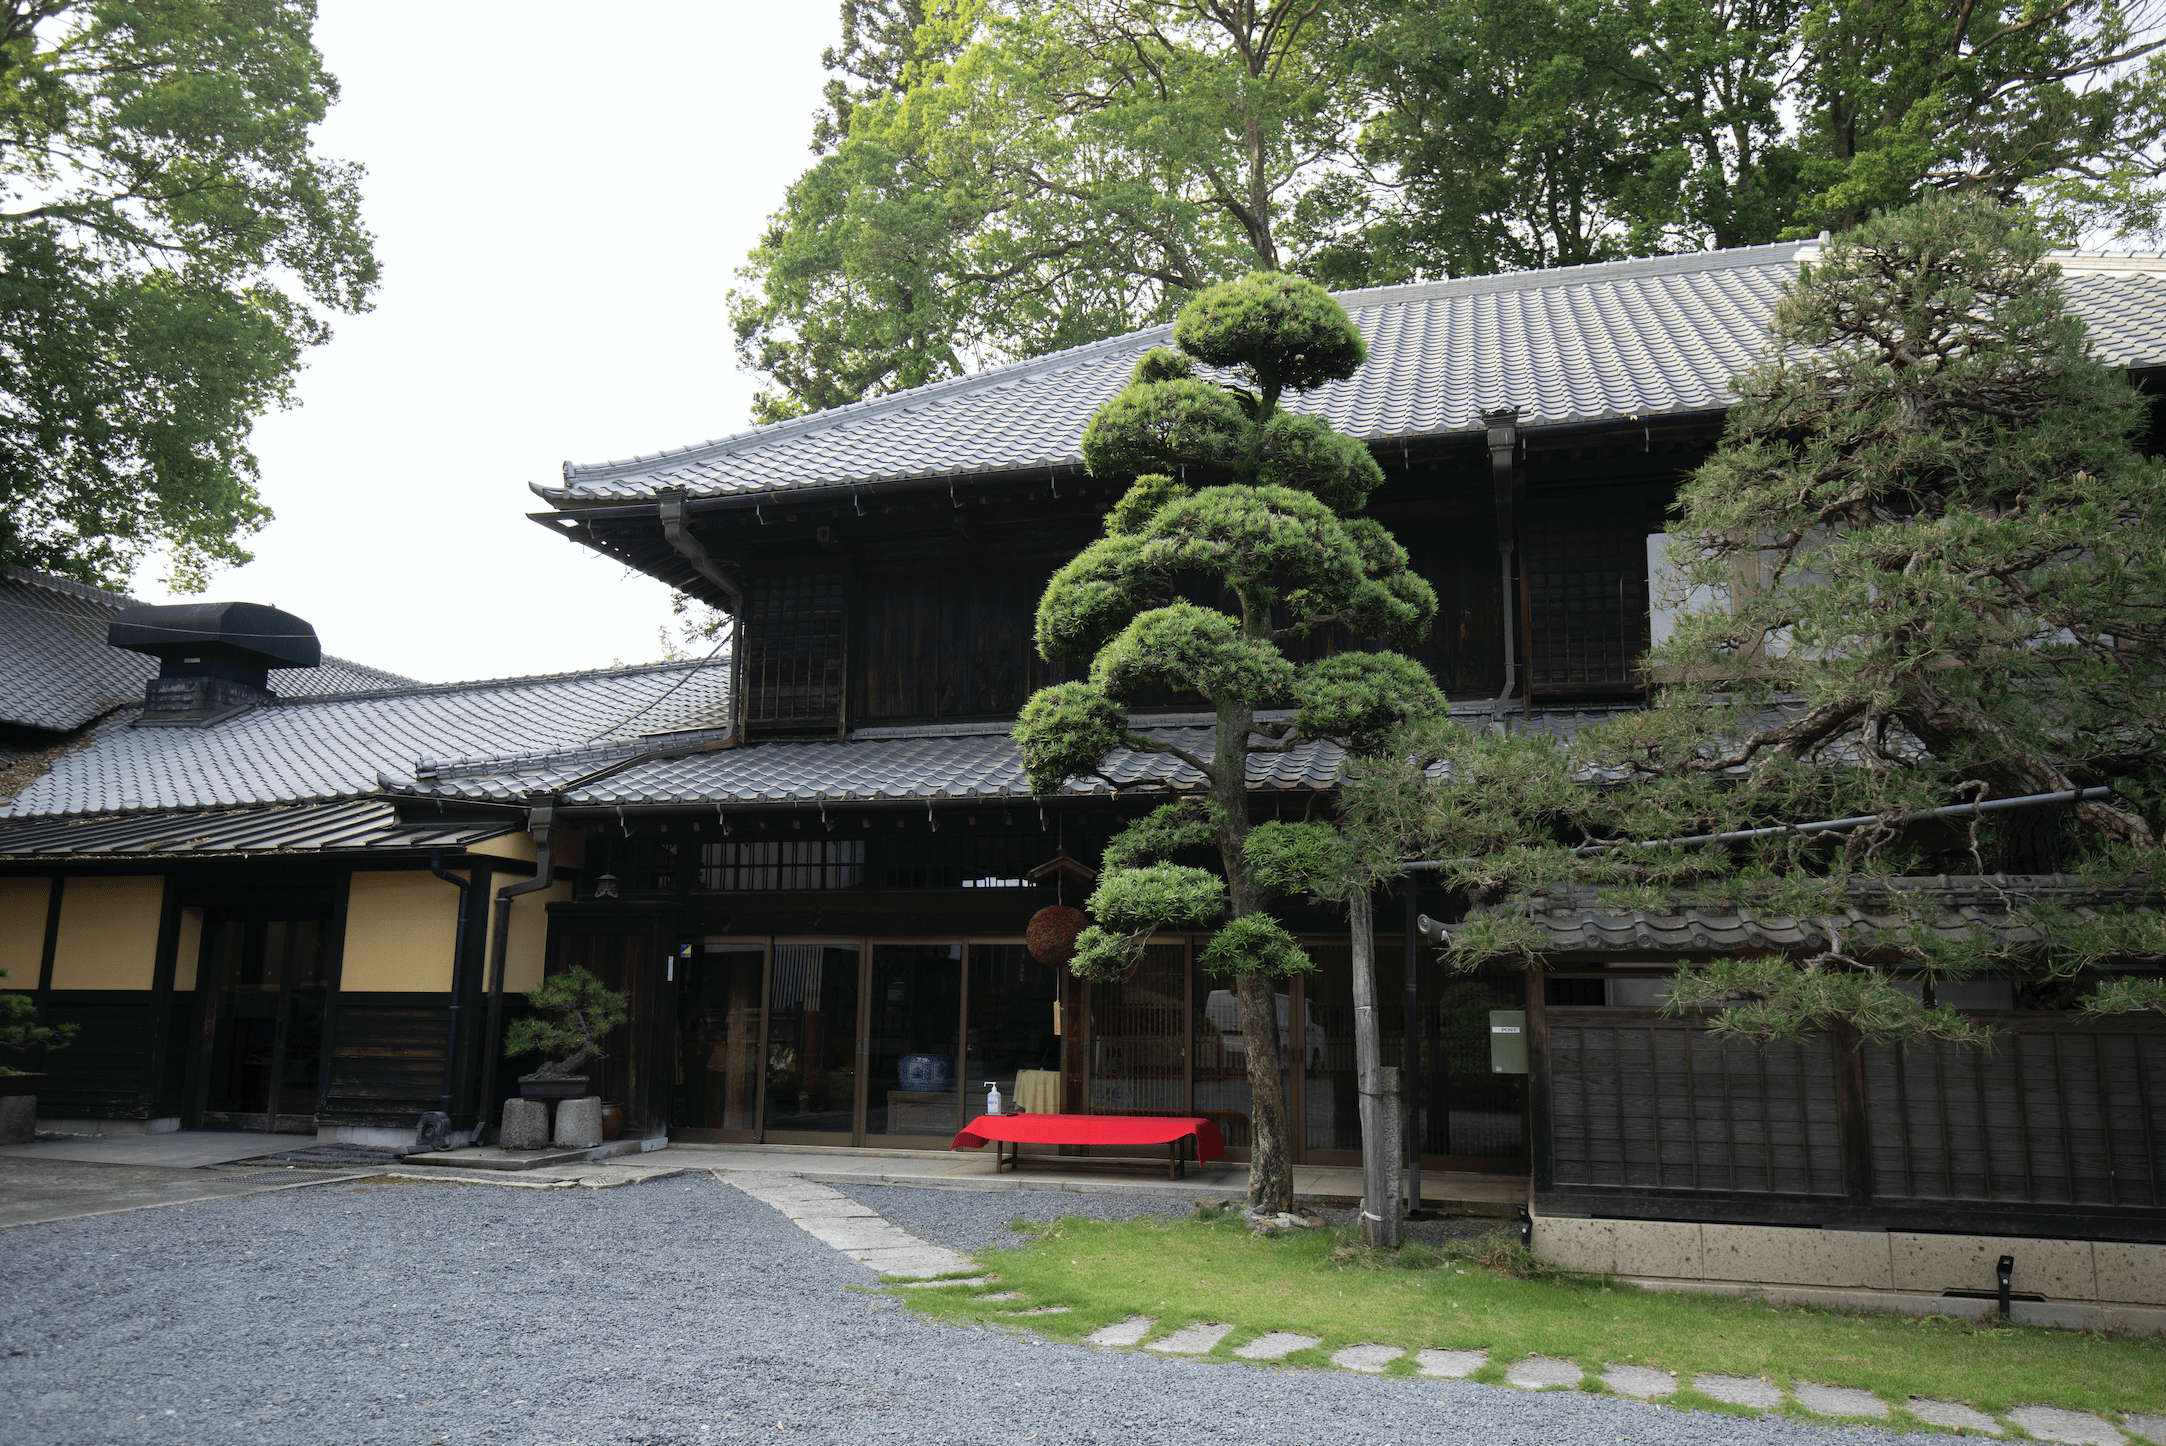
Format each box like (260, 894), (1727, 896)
(759, 940), (864, 1144)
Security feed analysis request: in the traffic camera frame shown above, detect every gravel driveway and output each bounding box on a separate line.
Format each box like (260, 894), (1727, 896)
(0, 1172), (1924, 1445)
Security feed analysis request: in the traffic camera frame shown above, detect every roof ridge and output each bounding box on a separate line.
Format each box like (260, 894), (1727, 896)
(412, 722), (738, 781)
(1327, 241), (1810, 310)
(273, 655), (730, 706)
(551, 322), (1177, 491)
(5, 565), (138, 608)
(296, 652), (423, 687)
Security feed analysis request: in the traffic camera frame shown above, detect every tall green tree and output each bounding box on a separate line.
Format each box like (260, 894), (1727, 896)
(1013, 272), (1443, 1209)
(0, 0), (377, 592)
(1349, 0), (2166, 274)
(1348, 197), (2166, 1044)
(1798, 0), (2166, 237)
(730, 0), (1365, 422)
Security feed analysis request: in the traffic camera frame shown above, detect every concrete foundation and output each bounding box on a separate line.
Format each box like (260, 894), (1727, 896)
(500, 1098), (551, 1151)
(1533, 1210), (2166, 1334)
(315, 1123), (481, 1149)
(36, 1116), (179, 1137)
(554, 1097), (602, 1150)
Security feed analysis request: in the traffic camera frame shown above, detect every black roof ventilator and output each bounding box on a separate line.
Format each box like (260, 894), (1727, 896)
(107, 601), (321, 726)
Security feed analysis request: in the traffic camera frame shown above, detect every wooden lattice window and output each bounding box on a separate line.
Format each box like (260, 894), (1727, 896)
(1523, 511), (1650, 693)
(697, 840), (864, 891)
(882, 836), (1035, 889)
(743, 573), (846, 731)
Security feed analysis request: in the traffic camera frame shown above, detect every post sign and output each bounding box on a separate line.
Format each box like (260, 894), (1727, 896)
(1490, 1010), (1528, 1074)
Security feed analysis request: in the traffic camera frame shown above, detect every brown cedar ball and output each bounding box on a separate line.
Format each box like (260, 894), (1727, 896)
(1025, 905), (1088, 968)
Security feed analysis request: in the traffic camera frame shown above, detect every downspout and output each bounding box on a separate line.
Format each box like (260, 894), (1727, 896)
(1484, 409), (1520, 722)
(478, 804), (557, 1136)
(661, 498), (746, 737)
(426, 850), (472, 1119)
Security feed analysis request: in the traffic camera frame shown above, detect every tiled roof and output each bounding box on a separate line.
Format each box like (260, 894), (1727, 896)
(414, 723), (1340, 807)
(402, 703), (1628, 810)
(1419, 876), (2164, 956)
(539, 245), (2166, 506)
(0, 658), (733, 818)
(0, 567), (419, 733)
(0, 799), (517, 860)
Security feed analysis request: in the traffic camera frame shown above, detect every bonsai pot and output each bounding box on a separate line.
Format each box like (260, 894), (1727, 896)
(517, 1076), (590, 1102)
(599, 1102), (626, 1141)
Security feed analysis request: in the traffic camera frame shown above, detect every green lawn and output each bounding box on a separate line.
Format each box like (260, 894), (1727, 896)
(888, 1213), (2166, 1429)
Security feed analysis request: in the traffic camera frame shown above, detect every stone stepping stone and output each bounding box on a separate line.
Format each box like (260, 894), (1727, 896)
(1506, 1356), (1583, 1390)
(2124, 1415), (2166, 1446)
(1601, 1364), (1677, 1399)
(1331, 1344), (1405, 1374)
(2007, 1406), (2128, 1445)
(1794, 1383), (1888, 1419)
(1416, 1349), (1487, 1379)
(1693, 1374), (1782, 1409)
(1234, 1332), (1321, 1360)
(1148, 1322), (1234, 1355)
(975, 1291), (1021, 1302)
(1907, 1399), (2003, 1435)
(901, 1275), (997, 1289)
(1086, 1316), (1155, 1347)
(1003, 1305), (1071, 1316)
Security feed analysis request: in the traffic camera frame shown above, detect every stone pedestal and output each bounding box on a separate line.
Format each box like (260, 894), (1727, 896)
(500, 1097), (551, 1150)
(554, 1095), (603, 1149)
(0, 1095), (32, 1145)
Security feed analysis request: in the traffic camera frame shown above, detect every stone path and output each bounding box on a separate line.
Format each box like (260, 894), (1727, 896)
(716, 1170), (2154, 1442)
(722, 1173), (973, 1279)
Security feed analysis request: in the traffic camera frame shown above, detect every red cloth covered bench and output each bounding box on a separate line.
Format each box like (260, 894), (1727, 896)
(952, 1113), (1227, 1179)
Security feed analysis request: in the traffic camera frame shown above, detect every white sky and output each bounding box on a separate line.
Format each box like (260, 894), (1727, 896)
(124, 3), (844, 683)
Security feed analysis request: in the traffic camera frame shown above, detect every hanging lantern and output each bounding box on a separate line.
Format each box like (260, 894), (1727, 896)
(1026, 905), (1087, 968)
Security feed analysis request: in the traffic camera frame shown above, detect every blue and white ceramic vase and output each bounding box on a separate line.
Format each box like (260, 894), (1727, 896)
(897, 1053), (952, 1092)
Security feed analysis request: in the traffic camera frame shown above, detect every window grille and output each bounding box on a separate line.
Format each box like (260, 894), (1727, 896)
(883, 836), (1034, 889)
(1524, 513), (1649, 691)
(697, 840), (864, 891)
(742, 573), (846, 730)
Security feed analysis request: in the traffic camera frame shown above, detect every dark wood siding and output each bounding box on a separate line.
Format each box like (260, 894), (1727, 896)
(850, 560), (1074, 725)
(0, 993), (158, 1117)
(1549, 1014), (1844, 1196)
(319, 994), (449, 1126)
(1539, 1006), (2166, 1237)
(1861, 1025), (2166, 1210)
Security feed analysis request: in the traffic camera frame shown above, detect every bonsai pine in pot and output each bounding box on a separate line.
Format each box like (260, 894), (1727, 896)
(503, 967), (628, 1100)
(0, 967), (74, 1142)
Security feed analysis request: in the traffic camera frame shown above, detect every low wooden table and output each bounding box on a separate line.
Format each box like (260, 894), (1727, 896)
(952, 1113), (1228, 1180)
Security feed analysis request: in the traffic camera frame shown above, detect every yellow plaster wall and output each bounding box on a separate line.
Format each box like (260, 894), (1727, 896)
(467, 832), (536, 864)
(0, 877), (50, 988)
(467, 828), (584, 869)
(340, 870), (466, 993)
(173, 906), (204, 992)
(492, 881), (574, 994)
(49, 876), (165, 990)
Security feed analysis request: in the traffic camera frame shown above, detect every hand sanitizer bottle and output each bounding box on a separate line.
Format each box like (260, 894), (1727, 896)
(986, 1080), (1003, 1116)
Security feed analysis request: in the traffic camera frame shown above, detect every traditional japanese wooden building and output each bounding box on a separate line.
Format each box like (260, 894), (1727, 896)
(4, 240), (2164, 1321)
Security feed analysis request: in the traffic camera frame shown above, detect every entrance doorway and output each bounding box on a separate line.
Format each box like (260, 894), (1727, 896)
(191, 905), (332, 1132)
(670, 937), (1061, 1147)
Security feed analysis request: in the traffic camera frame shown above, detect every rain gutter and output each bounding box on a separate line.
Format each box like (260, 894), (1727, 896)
(479, 804), (557, 1135)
